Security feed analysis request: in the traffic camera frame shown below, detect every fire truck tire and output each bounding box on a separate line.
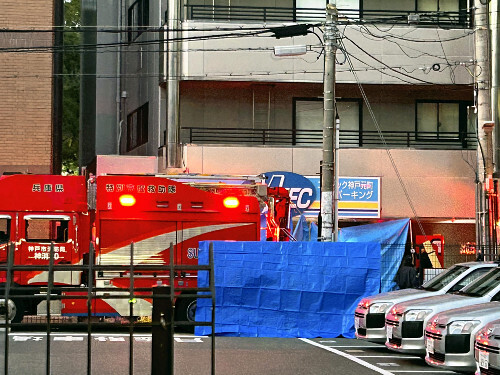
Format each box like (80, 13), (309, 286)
(175, 297), (196, 333)
(9, 298), (25, 323)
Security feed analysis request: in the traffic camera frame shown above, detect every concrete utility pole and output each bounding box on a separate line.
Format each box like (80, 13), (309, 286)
(474, 0), (493, 256)
(321, 3), (338, 242)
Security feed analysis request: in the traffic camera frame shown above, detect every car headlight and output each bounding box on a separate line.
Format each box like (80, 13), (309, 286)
(358, 298), (369, 309)
(369, 302), (392, 314)
(448, 320), (480, 335)
(404, 309), (432, 321)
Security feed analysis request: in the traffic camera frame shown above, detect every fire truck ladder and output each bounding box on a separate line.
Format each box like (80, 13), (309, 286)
(0, 241), (216, 375)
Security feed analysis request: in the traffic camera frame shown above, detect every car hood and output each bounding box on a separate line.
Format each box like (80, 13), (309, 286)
(365, 288), (436, 304)
(393, 293), (478, 313)
(431, 302), (500, 325)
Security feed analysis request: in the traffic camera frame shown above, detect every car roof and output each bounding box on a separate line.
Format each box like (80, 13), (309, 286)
(455, 261), (499, 268)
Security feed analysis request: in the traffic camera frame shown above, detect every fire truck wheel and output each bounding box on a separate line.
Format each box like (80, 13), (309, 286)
(8, 298), (25, 323)
(175, 297), (196, 333)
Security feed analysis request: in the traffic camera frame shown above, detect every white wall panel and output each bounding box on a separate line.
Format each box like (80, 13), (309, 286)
(184, 145), (476, 219)
(182, 21), (474, 85)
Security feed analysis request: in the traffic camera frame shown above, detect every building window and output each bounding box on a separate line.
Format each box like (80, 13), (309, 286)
(128, 0), (149, 42)
(293, 98), (361, 146)
(0, 216), (10, 243)
(25, 217), (69, 243)
(127, 102), (149, 151)
(416, 100), (470, 141)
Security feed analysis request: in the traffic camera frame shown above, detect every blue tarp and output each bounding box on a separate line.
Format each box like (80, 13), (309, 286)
(338, 218), (410, 293)
(195, 241), (381, 338)
(292, 214), (309, 241)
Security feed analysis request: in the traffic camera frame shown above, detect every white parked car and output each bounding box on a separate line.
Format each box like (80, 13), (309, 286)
(385, 266), (500, 354)
(424, 301), (500, 373)
(354, 262), (497, 343)
(474, 319), (500, 375)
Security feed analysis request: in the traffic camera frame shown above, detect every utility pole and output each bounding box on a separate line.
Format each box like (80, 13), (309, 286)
(474, 0), (493, 257)
(321, 3), (338, 242)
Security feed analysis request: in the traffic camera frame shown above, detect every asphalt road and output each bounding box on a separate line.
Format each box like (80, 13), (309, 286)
(0, 332), (459, 375)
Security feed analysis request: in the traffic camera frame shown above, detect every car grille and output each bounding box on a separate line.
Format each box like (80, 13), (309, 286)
(429, 351), (445, 363)
(366, 313), (385, 329)
(389, 337), (402, 346)
(425, 330), (442, 340)
(357, 327), (367, 336)
(354, 312), (364, 318)
(480, 367), (500, 375)
(445, 334), (470, 354)
(476, 341), (500, 354)
(402, 321), (424, 338)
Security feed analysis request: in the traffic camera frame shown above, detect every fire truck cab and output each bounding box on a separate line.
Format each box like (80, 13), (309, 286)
(0, 174), (89, 322)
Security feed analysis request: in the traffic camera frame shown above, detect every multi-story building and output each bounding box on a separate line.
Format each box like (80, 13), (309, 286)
(0, 0), (62, 174)
(81, 0), (477, 261)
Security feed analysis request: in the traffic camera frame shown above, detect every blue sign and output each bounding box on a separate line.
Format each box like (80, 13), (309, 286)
(264, 171), (317, 211)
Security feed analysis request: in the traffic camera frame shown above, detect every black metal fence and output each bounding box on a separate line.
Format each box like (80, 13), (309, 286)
(185, 4), (472, 28)
(181, 127), (477, 149)
(0, 242), (216, 375)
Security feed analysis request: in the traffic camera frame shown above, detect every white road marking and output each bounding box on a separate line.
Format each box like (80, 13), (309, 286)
(319, 340), (337, 343)
(53, 336), (84, 342)
(390, 371), (455, 373)
(327, 345), (382, 348)
(300, 338), (395, 375)
(9, 332), (203, 339)
(356, 356), (419, 359)
(377, 363), (400, 367)
(174, 337), (204, 343)
(346, 350), (365, 352)
(8, 332), (206, 343)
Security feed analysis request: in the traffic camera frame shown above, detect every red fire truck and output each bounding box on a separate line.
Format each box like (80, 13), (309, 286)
(0, 173), (290, 323)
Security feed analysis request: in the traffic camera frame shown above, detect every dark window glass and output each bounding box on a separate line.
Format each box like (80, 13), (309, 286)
(26, 219), (69, 243)
(127, 102), (149, 151)
(416, 100), (471, 143)
(460, 268), (500, 297)
(422, 265), (467, 291)
(128, 0), (149, 42)
(0, 217), (10, 243)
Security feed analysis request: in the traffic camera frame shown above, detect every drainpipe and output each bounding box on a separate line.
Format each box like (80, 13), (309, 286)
(166, 0), (182, 168)
(52, 0), (64, 174)
(116, 0), (124, 154)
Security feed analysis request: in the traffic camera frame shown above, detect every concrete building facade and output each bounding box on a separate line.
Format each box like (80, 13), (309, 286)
(81, 0), (477, 259)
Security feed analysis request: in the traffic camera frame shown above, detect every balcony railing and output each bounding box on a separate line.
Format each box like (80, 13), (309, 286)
(181, 127), (477, 149)
(185, 4), (471, 28)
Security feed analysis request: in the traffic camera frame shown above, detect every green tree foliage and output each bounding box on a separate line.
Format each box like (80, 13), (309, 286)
(62, 0), (80, 175)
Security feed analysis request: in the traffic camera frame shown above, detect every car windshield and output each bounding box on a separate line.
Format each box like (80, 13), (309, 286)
(421, 265), (468, 291)
(459, 268), (500, 297)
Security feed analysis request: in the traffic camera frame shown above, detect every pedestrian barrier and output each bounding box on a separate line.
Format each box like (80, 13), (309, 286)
(0, 241), (216, 375)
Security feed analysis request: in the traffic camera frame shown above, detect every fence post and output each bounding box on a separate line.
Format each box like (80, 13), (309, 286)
(151, 286), (174, 375)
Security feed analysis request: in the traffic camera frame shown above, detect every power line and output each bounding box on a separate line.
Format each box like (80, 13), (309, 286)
(340, 36), (429, 239)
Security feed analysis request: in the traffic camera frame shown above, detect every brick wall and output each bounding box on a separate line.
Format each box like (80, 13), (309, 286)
(0, 1), (54, 174)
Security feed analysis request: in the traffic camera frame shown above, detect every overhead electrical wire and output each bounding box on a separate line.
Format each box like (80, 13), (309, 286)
(339, 36), (429, 239)
(342, 34), (436, 85)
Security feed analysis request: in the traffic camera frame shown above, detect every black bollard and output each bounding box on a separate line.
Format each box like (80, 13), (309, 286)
(152, 286), (174, 375)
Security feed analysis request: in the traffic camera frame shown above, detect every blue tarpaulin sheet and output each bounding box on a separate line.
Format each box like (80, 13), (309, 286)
(195, 241), (381, 338)
(338, 218), (410, 293)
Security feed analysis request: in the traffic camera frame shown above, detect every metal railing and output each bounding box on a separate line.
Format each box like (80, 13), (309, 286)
(181, 127), (477, 149)
(185, 4), (471, 28)
(0, 242), (216, 375)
